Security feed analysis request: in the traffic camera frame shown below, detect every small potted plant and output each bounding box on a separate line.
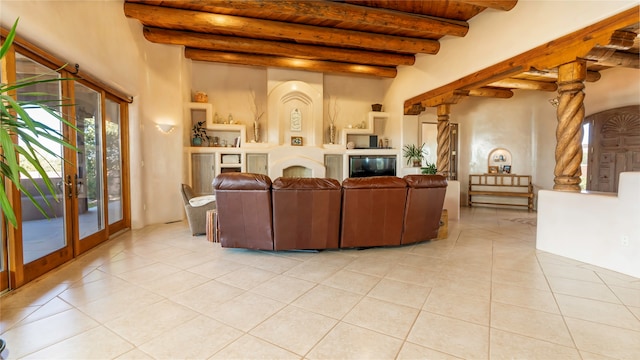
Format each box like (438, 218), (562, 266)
(403, 143), (424, 167)
(191, 121), (209, 146)
(421, 161), (437, 174)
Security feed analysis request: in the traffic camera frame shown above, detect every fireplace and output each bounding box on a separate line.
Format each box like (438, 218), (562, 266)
(283, 166), (312, 178)
(270, 153), (326, 179)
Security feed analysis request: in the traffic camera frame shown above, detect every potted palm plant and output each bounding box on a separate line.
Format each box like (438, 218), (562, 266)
(403, 143), (424, 167)
(1, 19), (79, 228)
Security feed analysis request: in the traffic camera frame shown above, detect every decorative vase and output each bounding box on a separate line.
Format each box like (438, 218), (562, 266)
(253, 121), (260, 143)
(192, 137), (202, 146)
(412, 159), (422, 167)
(329, 123), (336, 144)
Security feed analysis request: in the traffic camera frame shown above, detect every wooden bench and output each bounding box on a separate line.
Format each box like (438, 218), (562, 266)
(468, 174), (534, 210)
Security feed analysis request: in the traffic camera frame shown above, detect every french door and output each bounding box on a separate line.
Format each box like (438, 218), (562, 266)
(2, 46), (129, 289)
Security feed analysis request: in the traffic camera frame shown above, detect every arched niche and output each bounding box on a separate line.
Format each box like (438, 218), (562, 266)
(488, 148), (512, 173)
(267, 81), (323, 146)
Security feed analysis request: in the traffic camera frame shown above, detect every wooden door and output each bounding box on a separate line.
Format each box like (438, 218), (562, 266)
(587, 105), (640, 192)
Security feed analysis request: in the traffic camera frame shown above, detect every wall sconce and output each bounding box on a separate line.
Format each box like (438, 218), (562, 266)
(156, 123), (175, 134)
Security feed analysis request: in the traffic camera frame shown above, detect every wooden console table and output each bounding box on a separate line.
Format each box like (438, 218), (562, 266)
(468, 174), (534, 210)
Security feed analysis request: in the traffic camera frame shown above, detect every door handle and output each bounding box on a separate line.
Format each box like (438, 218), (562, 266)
(66, 175), (73, 199)
(74, 174), (84, 197)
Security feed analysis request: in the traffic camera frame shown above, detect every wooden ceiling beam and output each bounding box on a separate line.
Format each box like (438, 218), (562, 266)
(416, 87), (514, 109)
(585, 50), (639, 69)
(580, 30), (639, 68)
(525, 68), (602, 82)
(132, 0), (470, 38)
(468, 87), (514, 98)
(143, 27), (415, 67)
(404, 66), (525, 113)
(600, 29), (638, 50)
(457, 0), (518, 11)
(124, 2), (440, 54)
(406, 104), (426, 116)
(404, 6), (639, 114)
(421, 90), (469, 108)
(488, 78), (558, 91)
(526, 29), (634, 71)
(185, 48), (398, 78)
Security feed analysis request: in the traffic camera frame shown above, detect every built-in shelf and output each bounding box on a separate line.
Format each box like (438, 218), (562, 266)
(341, 111), (389, 147)
(208, 123), (246, 147)
(187, 102), (213, 125)
(209, 123), (245, 131)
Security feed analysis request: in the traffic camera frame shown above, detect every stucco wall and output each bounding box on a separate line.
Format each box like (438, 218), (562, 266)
(537, 172), (640, 278)
(189, 63), (392, 148)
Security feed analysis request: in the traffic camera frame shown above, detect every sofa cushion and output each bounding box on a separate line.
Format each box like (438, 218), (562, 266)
(272, 177), (342, 250)
(404, 174), (448, 188)
(213, 173), (274, 250)
(342, 176), (407, 189)
(272, 177), (341, 190)
(340, 176), (408, 248)
(213, 172), (272, 190)
(402, 174), (447, 245)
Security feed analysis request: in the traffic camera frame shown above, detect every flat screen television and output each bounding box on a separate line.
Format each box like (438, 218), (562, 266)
(349, 155), (397, 178)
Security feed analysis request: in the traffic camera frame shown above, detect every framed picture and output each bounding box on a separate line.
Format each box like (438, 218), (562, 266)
(503, 165), (511, 174)
(488, 165), (499, 174)
(291, 136), (303, 146)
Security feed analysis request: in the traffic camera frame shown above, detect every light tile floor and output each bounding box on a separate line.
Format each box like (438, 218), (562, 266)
(1, 207), (639, 359)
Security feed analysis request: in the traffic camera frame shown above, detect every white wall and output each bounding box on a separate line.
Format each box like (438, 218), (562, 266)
(190, 63), (268, 138)
(323, 74), (393, 142)
(537, 172), (640, 278)
(1, 0), (186, 229)
(190, 63), (391, 147)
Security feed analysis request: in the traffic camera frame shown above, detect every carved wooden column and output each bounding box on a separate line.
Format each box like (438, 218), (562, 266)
(554, 60), (586, 191)
(437, 104), (451, 178)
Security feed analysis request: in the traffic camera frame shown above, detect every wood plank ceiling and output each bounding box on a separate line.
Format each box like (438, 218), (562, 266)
(124, 1), (639, 115)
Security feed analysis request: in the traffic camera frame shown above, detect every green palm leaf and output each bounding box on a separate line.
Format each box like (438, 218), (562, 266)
(1, 18), (80, 227)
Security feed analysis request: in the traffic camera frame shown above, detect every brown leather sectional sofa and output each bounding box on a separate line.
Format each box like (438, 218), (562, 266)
(212, 173), (448, 251)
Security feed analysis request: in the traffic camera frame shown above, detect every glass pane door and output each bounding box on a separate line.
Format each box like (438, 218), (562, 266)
(106, 98), (123, 225)
(17, 53), (72, 267)
(75, 83), (105, 242)
(3, 40), (130, 289)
